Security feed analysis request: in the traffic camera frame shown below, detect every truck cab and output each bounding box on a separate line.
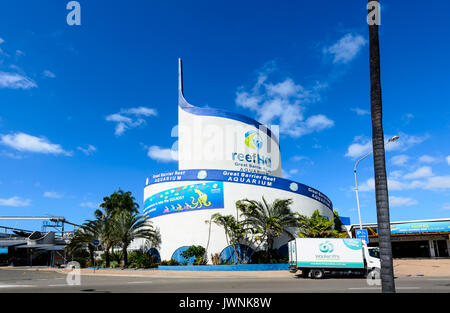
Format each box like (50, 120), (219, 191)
(363, 245), (381, 271)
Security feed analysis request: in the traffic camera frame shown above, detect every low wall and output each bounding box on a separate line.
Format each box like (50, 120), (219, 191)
(88, 264), (289, 271)
(157, 264), (288, 271)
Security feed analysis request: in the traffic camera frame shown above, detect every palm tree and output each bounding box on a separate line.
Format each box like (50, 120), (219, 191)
(97, 189), (139, 218)
(65, 225), (97, 266)
(93, 189), (141, 268)
(297, 210), (339, 238)
(113, 211), (161, 267)
(210, 213), (246, 263)
(84, 215), (117, 268)
(368, 0), (396, 293)
(237, 197), (299, 262)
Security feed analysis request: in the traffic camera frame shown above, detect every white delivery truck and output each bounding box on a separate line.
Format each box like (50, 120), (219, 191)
(288, 238), (380, 279)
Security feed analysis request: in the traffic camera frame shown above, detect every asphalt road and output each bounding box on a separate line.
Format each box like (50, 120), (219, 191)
(0, 267), (449, 293)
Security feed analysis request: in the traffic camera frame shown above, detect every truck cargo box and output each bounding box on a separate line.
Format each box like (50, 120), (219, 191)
(289, 238), (365, 269)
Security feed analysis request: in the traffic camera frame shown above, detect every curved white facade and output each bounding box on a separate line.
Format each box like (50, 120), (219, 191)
(177, 59), (282, 177)
(140, 59), (333, 263)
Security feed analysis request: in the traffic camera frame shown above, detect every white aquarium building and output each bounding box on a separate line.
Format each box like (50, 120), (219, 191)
(141, 59), (334, 263)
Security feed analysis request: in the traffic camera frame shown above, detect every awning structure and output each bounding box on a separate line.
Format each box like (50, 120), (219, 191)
(0, 240), (27, 247)
(15, 244), (65, 251)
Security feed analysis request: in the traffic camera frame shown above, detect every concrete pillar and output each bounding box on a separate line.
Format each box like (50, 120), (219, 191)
(446, 240), (450, 257)
(429, 240), (436, 257)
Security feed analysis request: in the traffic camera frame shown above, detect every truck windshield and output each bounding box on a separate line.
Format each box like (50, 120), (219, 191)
(368, 248), (380, 259)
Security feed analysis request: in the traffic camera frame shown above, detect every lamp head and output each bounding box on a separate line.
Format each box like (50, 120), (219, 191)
(388, 135), (400, 143)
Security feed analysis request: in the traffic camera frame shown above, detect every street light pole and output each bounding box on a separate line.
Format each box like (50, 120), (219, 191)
(353, 136), (399, 230)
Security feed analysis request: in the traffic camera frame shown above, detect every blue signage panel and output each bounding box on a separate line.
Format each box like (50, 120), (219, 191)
(355, 229), (369, 244)
(145, 169), (333, 211)
(0, 248), (8, 254)
(390, 221), (450, 234)
(143, 181), (225, 219)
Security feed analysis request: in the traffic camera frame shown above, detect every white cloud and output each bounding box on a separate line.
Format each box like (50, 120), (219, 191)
(105, 113), (132, 123)
(358, 178), (411, 192)
(43, 191), (63, 199)
(345, 138), (372, 158)
(389, 196), (418, 207)
(0, 132), (72, 156)
(147, 145), (177, 162)
(345, 133), (427, 159)
(0, 71), (37, 89)
(389, 170), (403, 179)
(80, 202), (99, 209)
(43, 70), (56, 78)
(357, 178), (375, 192)
(77, 144), (97, 155)
(0, 37), (4, 44)
(289, 169), (299, 174)
(418, 176), (450, 190)
(120, 106), (157, 117)
(106, 107), (157, 136)
(358, 174), (450, 193)
(350, 107), (370, 116)
(323, 33), (367, 64)
(446, 155), (450, 166)
(235, 91), (261, 111)
(292, 155), (308, 162)
(391, 154), (410, 166)
(418, 155), (437, 163)
(0, 196), (31, 207)
(402, 113), (414, 123)
(235, 68), (333, 138)
(404, 166), (433, 180)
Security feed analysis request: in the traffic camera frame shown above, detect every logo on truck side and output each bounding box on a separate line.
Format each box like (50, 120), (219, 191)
(319, 241), (334, 253)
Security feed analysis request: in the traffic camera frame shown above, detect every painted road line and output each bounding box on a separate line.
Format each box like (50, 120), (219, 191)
(0, 285), (33, 288)
(348, 287), (421, 290)
(47, 284), (70, 287)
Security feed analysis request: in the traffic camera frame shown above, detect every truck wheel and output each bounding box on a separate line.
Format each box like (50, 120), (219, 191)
(311, 269), (324, 279)
(301, 269), (310, 278)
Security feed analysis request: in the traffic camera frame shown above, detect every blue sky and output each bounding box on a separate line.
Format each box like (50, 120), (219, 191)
(0, 0), (449, 231)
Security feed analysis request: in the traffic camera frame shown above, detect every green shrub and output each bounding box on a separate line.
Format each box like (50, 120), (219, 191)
(73, 257), (88, 268)
(127, 250), (154, 268)
(249, 250), (287, 264)
(160, 258), (181, 266)
(181, 245), (207, 265)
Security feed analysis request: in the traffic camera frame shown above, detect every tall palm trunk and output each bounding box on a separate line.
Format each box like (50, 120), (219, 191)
(105, 245), (111, 268)
(368, 0), (396, 293)
(122, 244), (128, 268)
(267, 236), (273, 263)
(88, 244), (95, 267)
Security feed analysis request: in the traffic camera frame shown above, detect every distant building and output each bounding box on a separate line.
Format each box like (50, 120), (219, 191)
(346, 218), (450, 258)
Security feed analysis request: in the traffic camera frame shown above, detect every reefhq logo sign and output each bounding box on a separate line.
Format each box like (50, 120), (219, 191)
(244, 130), (263, 150)
(174, 119), (280, 175)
